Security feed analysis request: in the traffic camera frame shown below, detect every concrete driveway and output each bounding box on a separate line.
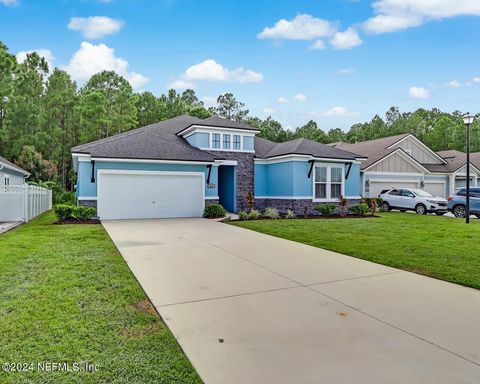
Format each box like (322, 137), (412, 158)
(103, 219), (480, 384)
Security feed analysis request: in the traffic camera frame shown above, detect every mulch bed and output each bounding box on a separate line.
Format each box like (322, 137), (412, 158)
(54, 218), (101, 225)
(228, 214), (380, 222)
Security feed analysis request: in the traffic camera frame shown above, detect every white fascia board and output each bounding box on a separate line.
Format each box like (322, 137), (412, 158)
(205, 196), (220, 200)
(78, 196), (98, 201)
(386, 134), (447, 165)
(453, 163), (480, 176)
(254, 155), (356, 165)
(178, 125), (259, 137)
(365, 171), (425, 177)
(0, 162), (30, 176)
(91, 157), (214, 165)
(214, 159), (238, 166)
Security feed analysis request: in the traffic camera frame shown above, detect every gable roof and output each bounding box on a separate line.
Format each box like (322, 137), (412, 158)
(254, 137), (365, 161)
(72, 115), (223, 162)
(429, 150), (480, 174)
(0, 155), (29, 176)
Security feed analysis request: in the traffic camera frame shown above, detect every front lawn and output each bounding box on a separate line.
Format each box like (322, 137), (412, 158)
(0, 212), (201, 384)
(233, 213), (480, 290)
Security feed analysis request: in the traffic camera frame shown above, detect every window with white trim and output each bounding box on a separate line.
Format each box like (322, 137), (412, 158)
(314, 167), (327, 199)
(233, 135), (241, 150)
(212, 133), (221, 149)
(223, 134), (231, 149)
(314, 164), (344, 200)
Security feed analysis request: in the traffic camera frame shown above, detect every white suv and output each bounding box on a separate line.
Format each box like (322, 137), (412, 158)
(379, 188), (448, 215)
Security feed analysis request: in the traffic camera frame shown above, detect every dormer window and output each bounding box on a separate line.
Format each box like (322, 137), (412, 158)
(223, 134), (231, 149)
(233, 135), (241, 150)
(212, 133), (221, 149)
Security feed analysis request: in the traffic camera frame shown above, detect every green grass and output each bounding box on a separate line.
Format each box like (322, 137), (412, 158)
(232, 212), (480, 290)
(0, 212), (201, 384)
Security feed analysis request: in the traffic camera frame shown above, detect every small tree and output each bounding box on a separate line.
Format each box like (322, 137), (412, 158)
(370, 199), (378, 216)
(338, 196), (349, 216)
(246, 191), (255, 212)
(15, 145), (57, 182)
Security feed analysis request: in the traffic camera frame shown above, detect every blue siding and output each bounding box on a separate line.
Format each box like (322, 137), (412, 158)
(186, 132), (209, 148)
(255, 160), (361, 199)
(76, 161), (217, 198)
(243, 136), (254, 151)
(345, 163), (361, 197)
(254, 164), (267, 196)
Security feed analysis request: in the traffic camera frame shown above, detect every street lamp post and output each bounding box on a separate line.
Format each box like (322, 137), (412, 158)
(463, 113), (475, 224)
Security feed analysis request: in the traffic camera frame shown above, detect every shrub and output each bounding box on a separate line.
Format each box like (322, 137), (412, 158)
(286, 209), (296, 219)
(53, 204), (96, 221)
(203, 204), (226, 218)
(314, 204), (337, 216)
(72, 206), (97, 221)
(248, 209), (260, 220)
(53, 204), (74, 221)
(264, 207), (280, 219)
(349, 203), (370, 216)
(238, 212), (248, 221)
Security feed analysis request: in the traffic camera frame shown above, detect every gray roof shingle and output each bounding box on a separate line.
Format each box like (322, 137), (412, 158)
(72, 115), (224, 162)
(0, 155), (29, 176)
(254, 137), (364, 160)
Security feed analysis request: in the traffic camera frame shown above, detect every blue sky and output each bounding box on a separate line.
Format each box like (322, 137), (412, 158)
(1, 0), (480, 131)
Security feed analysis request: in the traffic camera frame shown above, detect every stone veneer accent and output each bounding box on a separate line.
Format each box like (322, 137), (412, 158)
(78, 199), (97, 208)
(255, 198), (361, 216)
(205, 199), (219, 207)
(210, 151), (254, 212)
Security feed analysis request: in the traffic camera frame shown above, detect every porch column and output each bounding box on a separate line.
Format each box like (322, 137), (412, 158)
(449, 174), (455, 196)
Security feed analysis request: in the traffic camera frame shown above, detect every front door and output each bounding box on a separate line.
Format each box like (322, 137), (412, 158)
(218, 165), (236, 213)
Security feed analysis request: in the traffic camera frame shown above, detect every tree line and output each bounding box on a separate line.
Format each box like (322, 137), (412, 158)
(1, 41), (479, 193)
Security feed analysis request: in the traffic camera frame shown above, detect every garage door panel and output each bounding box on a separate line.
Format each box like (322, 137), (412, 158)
(98, 172), (204, 220)
(368, 181), (418, 198)
(423, 183), (446, 198)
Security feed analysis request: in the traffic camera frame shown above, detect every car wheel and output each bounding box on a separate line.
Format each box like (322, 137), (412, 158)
(381, 202), (390, 211)
(435, 212), (445, 216)
(415, 204), (427, 215)
(453, 205), (466, 218)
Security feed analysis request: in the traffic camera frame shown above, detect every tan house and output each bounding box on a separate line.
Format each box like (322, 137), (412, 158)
(330, 134), (480, 198)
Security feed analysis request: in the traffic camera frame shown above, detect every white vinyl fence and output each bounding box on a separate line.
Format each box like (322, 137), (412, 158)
(0, 184), (52, 222)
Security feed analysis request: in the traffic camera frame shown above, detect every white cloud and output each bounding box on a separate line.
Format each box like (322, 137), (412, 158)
(68, 16), (124, 39)
(363, 0), (480, 34)
(409, 86), (430, 99)
(473, 77), (480, 83)
(323, 106), (359, 117)
(446, 80), (461, 88)
(277, 96), (288, 104)
(0, 0), (19, 6)
(16, 49), (54, 70)
(363, 14), (422, 34)
(170, 59), (263, 88)
(264, 108), (276, 115)
(294, 93), (307, 101)
(330, 28), (363, 50)
(258, 14), (337, 40)
(63, 42), (149, 89)
(310, 39), (326, 50)
(337, 68), (355, 75)
(201, 96), (217, 108)
(167, 79), (195, 90)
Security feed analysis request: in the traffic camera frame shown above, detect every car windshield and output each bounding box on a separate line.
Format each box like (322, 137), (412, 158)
(411, 189), (433, 197)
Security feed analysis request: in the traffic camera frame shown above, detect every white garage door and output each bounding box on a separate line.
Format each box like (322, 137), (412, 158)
(423, 183), (446, 198)
(369, 181), (418, 197)
(98, 171), (205, 220)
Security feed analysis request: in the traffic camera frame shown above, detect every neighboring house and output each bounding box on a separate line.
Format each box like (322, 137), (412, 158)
(0, 155), (29, 189)
(72, 115), (365, 220)
(331, 134), (480, 198)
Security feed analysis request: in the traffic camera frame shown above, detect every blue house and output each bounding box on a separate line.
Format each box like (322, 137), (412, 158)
(72, 115), (365, 219)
